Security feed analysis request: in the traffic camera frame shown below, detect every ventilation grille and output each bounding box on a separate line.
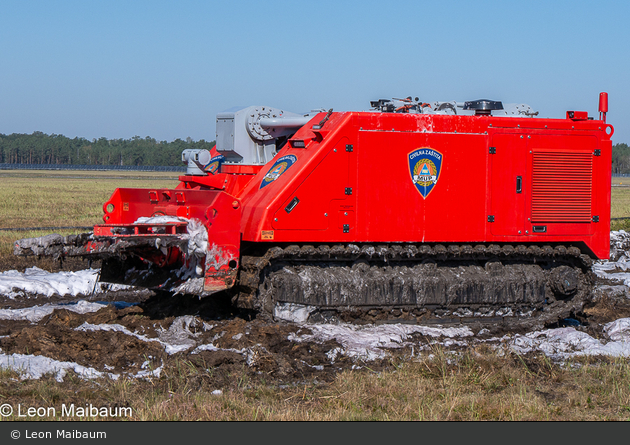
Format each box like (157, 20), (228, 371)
(531, 151), (592, 223)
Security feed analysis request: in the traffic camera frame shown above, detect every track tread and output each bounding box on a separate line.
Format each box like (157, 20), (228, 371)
(237, 242), (594, 328)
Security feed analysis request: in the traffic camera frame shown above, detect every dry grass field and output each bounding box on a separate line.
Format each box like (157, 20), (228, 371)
(0, 170), (179, 230)
(1, 170), (630, 421)
(611, 177), (630, 230)
(0, 170), (179, 269)
(2, 348), (630, 421)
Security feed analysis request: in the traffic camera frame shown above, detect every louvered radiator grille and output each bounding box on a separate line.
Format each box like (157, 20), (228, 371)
(531, 151), (592, 222)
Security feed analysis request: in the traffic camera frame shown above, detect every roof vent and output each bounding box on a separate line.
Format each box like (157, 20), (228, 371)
(463, 99), (504, 116)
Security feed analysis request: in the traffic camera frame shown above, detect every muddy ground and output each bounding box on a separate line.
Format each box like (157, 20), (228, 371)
(2, 255), (630, 388)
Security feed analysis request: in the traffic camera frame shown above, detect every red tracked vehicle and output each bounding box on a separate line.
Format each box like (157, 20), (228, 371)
(15, 94), (614, 326)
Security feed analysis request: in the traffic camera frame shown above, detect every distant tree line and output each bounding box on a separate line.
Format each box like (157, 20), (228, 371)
(0, 132), (216, 167)
(613, 143), (630, 174)
(2, 132), (628, 173)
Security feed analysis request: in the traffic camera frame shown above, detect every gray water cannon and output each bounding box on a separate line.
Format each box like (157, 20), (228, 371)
(216, 106), (321, 165)
(182, 149), (212, 175)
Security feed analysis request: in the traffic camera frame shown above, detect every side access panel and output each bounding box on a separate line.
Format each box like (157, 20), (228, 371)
(489, 133), (598, 239)
(527, 134), (596, 236)
(356, 130), (488, 242)
(489, 134), (527, 236)
(271, 137), (354, 232)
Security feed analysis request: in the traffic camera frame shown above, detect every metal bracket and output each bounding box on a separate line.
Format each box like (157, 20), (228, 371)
(345, 187), (353, 195)
(594, 149), (601, 156)
(489, 147), (496, 154)
(487, 215), (495, 222)
(343, 224), (350, 233)
(346, 144), (353, 152)
(592, 215), (599, 222)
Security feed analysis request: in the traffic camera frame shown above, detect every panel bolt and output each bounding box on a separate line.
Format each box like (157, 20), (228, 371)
(324, 213), (328, 217)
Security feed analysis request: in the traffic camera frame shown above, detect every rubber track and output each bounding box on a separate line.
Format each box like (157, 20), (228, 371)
(237, 243), (594, 329)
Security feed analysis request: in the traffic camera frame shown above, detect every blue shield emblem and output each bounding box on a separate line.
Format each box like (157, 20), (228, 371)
(408, 148), (443, 198)
(260, 155), (297, 189)
(204, 154), (225, 174)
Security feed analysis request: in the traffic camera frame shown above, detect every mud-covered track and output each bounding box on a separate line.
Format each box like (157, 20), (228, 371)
(237, 243), (594, 329)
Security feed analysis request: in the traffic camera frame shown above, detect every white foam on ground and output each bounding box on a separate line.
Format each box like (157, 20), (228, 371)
(192, 344), (269, 368)
(0, 352), (164, 381)
(0, 353), (117, 382)
(604, 318), (630, 342)
(0, 300), (107, 323)
(156, 315), (214, 353)
(191, 341), (274, 368)
(4, 318), (630, 381)
(0, 316), (207, 381)
(504, 317), (630, 359)
(192, 343), (246, 354)
(593, 262), (630, 286)
(0, 267), (134, 299)
(133, 365), (163, 379)
(610, 230), (630, 261)
(0, 267), (99, 298)
(274, 303), (316, 323)
(594, 230), (630, 285)
(75, 315), (214, 355)
(289, 323), (474, 361)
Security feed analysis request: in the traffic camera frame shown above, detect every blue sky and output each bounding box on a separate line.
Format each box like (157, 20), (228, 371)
(0, 0), (628, 143)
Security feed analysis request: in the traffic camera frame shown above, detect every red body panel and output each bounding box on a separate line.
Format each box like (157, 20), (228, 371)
(239, 112), (613, 259)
